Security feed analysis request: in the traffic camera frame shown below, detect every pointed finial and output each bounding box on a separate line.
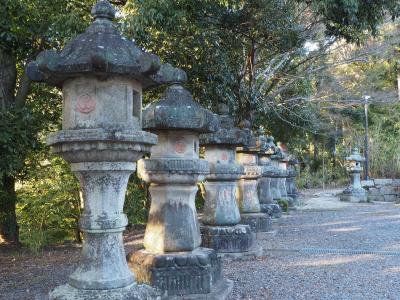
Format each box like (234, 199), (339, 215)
(91, 0), (116, 20)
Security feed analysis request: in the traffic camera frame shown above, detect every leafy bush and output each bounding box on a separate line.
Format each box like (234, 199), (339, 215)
(277, 199), (289, 212)
(124, 173), (149, 225)
(16, 157), (81, 252)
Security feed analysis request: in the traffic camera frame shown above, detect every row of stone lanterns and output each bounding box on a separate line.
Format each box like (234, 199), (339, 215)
(27, 1), (299, 299)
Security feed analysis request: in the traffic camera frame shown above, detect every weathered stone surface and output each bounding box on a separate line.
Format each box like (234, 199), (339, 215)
(216, 243), (263, 261)
(236, 128), (272, 234)
(142, 85), (219, 133)
(361, 180), (375, 188)
(240, 212), (273, 233)
(200, 224), (253, 253)
(260, 203), (282, 218)
(199, 108), (255, 258)
(129, 84), (231, 299)
(374, 178), (393, 186)
(127, 248), (222, 296)
(202, 181), (241, 226)
(384, 195), (398, 202)
(340, 148), (367, 203)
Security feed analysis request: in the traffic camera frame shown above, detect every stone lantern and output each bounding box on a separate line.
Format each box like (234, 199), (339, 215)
(256, 131), (282, 218)
(340, 148), (367, 202)
(199, 104), (256, 257)
(236, 122), (272, 235)
(277, 149), (296, 207)
(127, 84), (233, 298)
(286, 158), (299, 204)
(26, 1), (183, 298)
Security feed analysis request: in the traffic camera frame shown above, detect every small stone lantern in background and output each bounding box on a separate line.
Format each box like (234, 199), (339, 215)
(256, 131), (283, 218)
(340, 148), (367, 202)
(199, 104), (258, 258)
(26, 1), (180, 298)
(236, 122), (272, 236)
(127, 83), (233, 298)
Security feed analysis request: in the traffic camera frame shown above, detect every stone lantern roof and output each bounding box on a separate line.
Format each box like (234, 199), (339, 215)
(236, 120), (258, 152)
(256, 130), (276, 155)
(199, 104), (246, 146)
(27, 0), (182, 89)
(142, 84), (219, 133)
(346, 148), (365, 162)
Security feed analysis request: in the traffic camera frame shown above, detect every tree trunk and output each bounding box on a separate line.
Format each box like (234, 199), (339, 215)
(0, 175), (19, 244)
(0, 49), (19, 244)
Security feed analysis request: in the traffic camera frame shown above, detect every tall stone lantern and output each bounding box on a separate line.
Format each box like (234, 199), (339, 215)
(256, 131), (282, 218)
(26, 1), (180, 298)
(199, 104), (255, 257)
(340, 148), (367, 202)
(236, 122), (272, 235)
(127, 84), (233, 298)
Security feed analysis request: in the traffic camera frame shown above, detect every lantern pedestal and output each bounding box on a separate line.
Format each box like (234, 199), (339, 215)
(128, 248), (233, 299)
(236, 153), (273, 234)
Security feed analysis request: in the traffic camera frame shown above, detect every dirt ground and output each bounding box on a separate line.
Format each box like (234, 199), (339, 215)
(2, 188), (400, 299)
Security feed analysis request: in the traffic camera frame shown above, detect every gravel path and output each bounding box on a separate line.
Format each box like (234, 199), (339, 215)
(2, 189), (400, 299)
(225, 189), (400, 300)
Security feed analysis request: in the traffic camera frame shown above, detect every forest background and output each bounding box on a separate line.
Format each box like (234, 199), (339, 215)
(1, 0), (399, 251)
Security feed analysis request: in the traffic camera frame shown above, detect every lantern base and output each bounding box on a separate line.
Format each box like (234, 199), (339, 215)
(240, 212), (272, 233)
(127, 247), (232, 299)
(260, 203), (282, 218)
(200, 224), (253, 253)
(49, 283), (159, 300)
(340, 190), (367, 203)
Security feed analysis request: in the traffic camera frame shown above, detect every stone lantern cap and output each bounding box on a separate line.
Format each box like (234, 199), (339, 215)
(256, 131), (276, 155)
(199, 104), (247, 146)
(142, 84), (219, 133)
(27, 0), (185, 89)
(236, 120), (258, 153)
(346, 148), (365, 162)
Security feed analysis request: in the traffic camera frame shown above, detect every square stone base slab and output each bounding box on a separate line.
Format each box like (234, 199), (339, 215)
(166, 278), (233, 300)
(200, 224), (253, 253)
(216, 243), (263, 261)
(260, 203), (282, 218)
(340, 193), (367, 203)
(240, 212), (272, 233)
(49, 283), (159, 300)
(255, 229), (277, 240)
(127, 248), (228, 298)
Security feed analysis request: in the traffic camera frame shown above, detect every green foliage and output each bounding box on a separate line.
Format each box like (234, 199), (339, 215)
(124, 173), (149, 225)
(276, 199), (289, 213)
(16, 157), (81, 251)
(308, 0), (400, 43)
